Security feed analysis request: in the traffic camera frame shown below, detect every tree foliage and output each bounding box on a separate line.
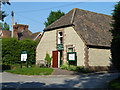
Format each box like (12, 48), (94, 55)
(0, 1), (10, 21)
(0, 22), (9, 30)
(3, 22), (9, 30)
(2, 38), (38, 65)
(111, 2), (120, 69)
(44, 10), (65, 27)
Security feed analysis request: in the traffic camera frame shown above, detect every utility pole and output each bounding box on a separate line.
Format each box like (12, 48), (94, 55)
(11, 11), (14, 38)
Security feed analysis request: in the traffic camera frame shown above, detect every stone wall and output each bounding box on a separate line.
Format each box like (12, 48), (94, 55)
(36, 30), (57, 64)
(88, 48), (111, 66)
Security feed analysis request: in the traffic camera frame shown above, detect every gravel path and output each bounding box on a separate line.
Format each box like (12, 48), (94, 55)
(1, 71), (120, 89)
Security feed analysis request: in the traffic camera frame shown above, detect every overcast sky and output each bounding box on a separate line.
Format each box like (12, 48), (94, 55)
(2, 2), (117, 33)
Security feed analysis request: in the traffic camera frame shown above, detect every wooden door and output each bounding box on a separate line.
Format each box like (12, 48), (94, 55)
(52, 51), (58, 68)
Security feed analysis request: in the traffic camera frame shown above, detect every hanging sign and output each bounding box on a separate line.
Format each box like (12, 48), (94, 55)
(57, 44), (63, 50)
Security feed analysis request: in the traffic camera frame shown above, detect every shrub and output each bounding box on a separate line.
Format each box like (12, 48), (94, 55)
(2, 64), (11, 71)
(45, 52), (52, 67)
(60, 62), (69, 70)
(68, 65), (77, 71)
(76, 66), (89, 73)
(60, 62), (89, 73)
(36, 63), (47, 68)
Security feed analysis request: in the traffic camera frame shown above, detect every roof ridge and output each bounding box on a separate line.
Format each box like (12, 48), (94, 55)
(71, 8), (77, 24)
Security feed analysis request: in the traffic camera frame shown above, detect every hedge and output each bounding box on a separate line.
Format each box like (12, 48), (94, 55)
(2, 38), (38, 66)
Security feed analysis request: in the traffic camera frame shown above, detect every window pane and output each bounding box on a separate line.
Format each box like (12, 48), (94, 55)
(60, 37), (63, 44)
(68, 48), (73, 52)
(59, 32), (63, 36)
(58, 37), (60, 44)
(58, 31), (63, 37)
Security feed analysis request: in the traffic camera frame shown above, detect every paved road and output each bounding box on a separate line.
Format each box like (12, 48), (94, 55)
(1, 72), (120, 88)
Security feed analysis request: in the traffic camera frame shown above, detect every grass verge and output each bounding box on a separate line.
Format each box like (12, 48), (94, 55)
(5, 67), (54, 75)
(108, 76), (120, 89)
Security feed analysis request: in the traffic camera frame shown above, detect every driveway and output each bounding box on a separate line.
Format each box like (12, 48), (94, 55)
(1, 72), (120, 89)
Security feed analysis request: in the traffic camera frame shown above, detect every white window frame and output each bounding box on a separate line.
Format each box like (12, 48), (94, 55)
(58, 31), (63, 44)
(67, 47), (74, 52)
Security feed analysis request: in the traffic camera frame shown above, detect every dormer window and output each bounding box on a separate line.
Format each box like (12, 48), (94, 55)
(58, 31), (63, 44)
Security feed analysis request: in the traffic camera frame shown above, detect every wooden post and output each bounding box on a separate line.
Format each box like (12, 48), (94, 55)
(11, 11), (14, 38)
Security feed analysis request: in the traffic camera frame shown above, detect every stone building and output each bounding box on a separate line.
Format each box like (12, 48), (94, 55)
(36, 8), (112, 71)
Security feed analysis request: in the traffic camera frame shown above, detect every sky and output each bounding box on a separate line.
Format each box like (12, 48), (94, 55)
(1, 2), (117, 33)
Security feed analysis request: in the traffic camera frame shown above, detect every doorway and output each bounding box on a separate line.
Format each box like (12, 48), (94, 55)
(52, 51), (58, 68)
(52, 50), (63, 68)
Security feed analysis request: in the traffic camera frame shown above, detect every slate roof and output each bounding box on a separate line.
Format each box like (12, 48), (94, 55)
(16, 30), (41, 40)
(44, 8), (112, 47)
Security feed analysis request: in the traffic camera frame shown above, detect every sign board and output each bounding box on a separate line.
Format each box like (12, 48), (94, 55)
(21, 51), (28, 61)
(67, 52), (76, 61)
(69, 53), (75, 60)
(21, 54), (27, 61)
(57, 44), (63, 50)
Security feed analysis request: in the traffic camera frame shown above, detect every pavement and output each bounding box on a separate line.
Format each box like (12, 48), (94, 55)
(1, 69), (120, 89)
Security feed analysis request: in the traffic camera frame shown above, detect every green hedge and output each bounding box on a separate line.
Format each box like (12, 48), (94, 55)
(2, 38), (38, 67)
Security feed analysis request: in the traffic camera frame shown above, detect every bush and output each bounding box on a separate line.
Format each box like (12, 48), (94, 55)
(76, 66), (89, 73)
(2, 64), (11, 71)
(2, 38), (38, 66)
(36, 63), (47, 68)
(60, 62), (88, 73)
(45, 52), (52, 67)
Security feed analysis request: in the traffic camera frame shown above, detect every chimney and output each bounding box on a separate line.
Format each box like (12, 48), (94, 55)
(15, 22), (17, 25)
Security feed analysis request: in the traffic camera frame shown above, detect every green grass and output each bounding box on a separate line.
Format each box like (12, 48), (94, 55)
(5, 67), (54, 75)
(108, 76), (120, 89)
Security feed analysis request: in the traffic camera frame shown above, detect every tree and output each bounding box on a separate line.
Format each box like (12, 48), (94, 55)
(3, 22), (9, 30)
(0, 22), (9, 30)
(0, 1), (10, 21)
(111, 1), (120, 70)
(44, 10), (65, 27)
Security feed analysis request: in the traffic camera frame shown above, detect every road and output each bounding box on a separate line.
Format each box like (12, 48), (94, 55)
(1, 72), (120, 89)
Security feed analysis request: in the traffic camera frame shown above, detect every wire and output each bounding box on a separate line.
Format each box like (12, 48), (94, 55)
(15, 13), (43, 31)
